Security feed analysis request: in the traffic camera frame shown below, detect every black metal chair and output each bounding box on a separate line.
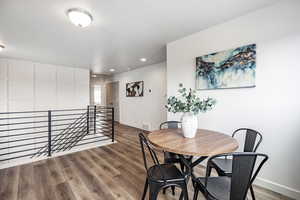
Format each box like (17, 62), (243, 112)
(160, 121), (185, 195)
(139, 133), (189, 200)
(208, 128), (263, 200)
(193, 152), (268, 200)
(160, 121), (184, 169)
(160, 121), (181, 130)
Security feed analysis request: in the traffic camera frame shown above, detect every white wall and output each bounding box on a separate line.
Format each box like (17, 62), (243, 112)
(113, 62), (167, 131)
(167, 1), (300, 199)
(0, 58), (90, 112)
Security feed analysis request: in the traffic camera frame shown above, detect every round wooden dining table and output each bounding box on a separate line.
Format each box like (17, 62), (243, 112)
(148, 128), (239, 172)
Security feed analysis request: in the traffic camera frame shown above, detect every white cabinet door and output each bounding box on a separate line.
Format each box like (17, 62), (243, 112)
(57, 67), (75, 109)
(35, 64), (57, 110)
(8, 60), (34, 112)
(74, 68), (90, 108)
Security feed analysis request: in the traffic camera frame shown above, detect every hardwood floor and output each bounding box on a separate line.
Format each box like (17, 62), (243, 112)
(0, 124), (293, 200)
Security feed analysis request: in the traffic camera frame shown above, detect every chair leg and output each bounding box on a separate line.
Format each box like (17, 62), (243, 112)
(250, 185), (256, 200)
(141, 179), (148, 200)
(207, 165), (213, 176)
(193, 186), (199, 200)
(171, 186), (175, 195)
(178, 182), (189, 200)
(182, 183), (189, 200)
(179, 192), (183, 200)
(149, 190), (159, 200)
(149, 184), (160, 200)
(180, 162), (185, 172)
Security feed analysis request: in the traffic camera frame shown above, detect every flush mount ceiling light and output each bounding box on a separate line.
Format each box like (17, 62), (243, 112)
(67, 8), (93, 28)
(0, 45), (5, 52)
(109, 68), (115, 72)
(140, 58), (147, 62)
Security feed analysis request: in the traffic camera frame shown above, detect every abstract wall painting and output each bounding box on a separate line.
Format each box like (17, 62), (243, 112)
(196, 44), (256, 90)
(126, 81), (144, 97)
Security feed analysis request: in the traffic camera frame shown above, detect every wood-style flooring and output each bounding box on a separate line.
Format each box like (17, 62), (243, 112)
(0, 124), (293, 200)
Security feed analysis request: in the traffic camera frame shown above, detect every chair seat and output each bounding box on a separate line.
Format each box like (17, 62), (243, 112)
(211, 158), (232, 174)
(148, 164), (185, 182)
(197, 177), (231, 200)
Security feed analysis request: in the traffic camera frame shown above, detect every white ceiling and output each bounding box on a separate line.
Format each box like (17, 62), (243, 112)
(0, 0), (279, 74)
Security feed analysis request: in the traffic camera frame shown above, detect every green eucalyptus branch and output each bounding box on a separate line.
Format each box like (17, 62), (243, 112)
(165, 83), (216, 115)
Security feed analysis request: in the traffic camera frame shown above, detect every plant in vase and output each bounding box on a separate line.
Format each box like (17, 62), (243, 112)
(166, 84), (216, 138)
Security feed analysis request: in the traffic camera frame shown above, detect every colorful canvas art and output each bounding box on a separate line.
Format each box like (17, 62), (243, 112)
(126, 81), (144, 97)
(196, 44), (256, 90)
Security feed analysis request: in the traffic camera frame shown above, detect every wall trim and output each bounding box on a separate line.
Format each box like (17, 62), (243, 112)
(255, 177), (299, 200)
(119, 123), (150, 133)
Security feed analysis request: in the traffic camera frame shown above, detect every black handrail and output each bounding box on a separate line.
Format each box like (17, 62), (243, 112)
(0, 106), (115, 163)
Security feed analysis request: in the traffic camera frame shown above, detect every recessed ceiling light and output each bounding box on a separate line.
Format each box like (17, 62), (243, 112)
(140, 58), (147, 62)
(109, 69), (115, 72)
(0, 45), (5, 52)
(91, 74), (97, 78)
(67, 8), (93, 28)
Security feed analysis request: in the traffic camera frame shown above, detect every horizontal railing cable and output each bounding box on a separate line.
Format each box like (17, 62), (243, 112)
(0, 106), (114, 163)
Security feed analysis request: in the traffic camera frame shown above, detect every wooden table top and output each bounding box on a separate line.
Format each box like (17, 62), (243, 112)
(148, 128), (239, 157)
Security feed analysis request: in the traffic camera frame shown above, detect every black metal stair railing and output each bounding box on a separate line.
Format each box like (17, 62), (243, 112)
(33, 110), (88, 157)
(0, 106), (114, 164)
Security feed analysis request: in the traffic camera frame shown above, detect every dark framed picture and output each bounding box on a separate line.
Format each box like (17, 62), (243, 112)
(126, 81), (144, 97)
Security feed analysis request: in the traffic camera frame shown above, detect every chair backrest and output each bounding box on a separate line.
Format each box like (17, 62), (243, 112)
(159, 121), (181, 129)
(232, 128), (263, 152)
(139, 133), (161, 171)
(207, 153), (268, 200)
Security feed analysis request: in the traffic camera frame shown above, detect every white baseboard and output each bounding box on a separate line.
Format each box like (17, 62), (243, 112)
(0, 140), (116, 170)
(255, 177), (300, 200)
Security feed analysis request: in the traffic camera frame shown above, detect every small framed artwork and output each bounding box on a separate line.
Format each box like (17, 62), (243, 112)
(126, 81), (144, 97)
(196, 44), (256, 90)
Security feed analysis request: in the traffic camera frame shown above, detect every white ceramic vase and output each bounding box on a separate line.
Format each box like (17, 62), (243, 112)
(181, 112), (198, 138)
